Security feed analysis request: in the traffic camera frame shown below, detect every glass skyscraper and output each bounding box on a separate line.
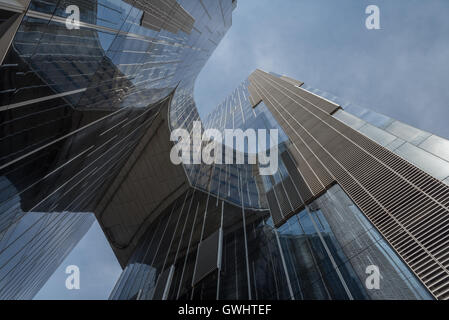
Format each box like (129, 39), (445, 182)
(1, 0), (449, 300)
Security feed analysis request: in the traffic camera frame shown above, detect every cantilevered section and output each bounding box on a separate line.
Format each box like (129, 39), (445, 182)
(95, 97), (190, 266)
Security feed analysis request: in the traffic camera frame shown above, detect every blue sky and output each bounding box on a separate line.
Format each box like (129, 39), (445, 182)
(36, 0), (449, 299)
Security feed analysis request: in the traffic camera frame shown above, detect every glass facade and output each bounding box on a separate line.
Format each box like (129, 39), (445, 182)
(245, 70), (449, 299)
(110, 75), (432, 300)
(0, 0), (236, 298)
(316, 85), (449, 186)
(0, 0), (443, 300)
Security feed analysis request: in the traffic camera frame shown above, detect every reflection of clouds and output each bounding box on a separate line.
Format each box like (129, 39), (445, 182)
(195, 0), (449, 140)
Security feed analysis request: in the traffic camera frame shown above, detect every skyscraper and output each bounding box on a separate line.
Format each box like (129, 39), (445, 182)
(1, 0), (449, 301)
(0, 0), (236, 299)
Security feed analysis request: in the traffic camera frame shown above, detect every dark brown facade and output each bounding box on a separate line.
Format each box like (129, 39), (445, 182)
(248, 69), (449, 300)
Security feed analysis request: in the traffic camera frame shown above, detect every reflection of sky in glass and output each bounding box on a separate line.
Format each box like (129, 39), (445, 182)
(204, 80), (289, 153)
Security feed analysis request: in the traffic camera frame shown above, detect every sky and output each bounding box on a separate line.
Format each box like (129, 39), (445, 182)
(34, 221), (121, 300)
(36, 0), (449, 299)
